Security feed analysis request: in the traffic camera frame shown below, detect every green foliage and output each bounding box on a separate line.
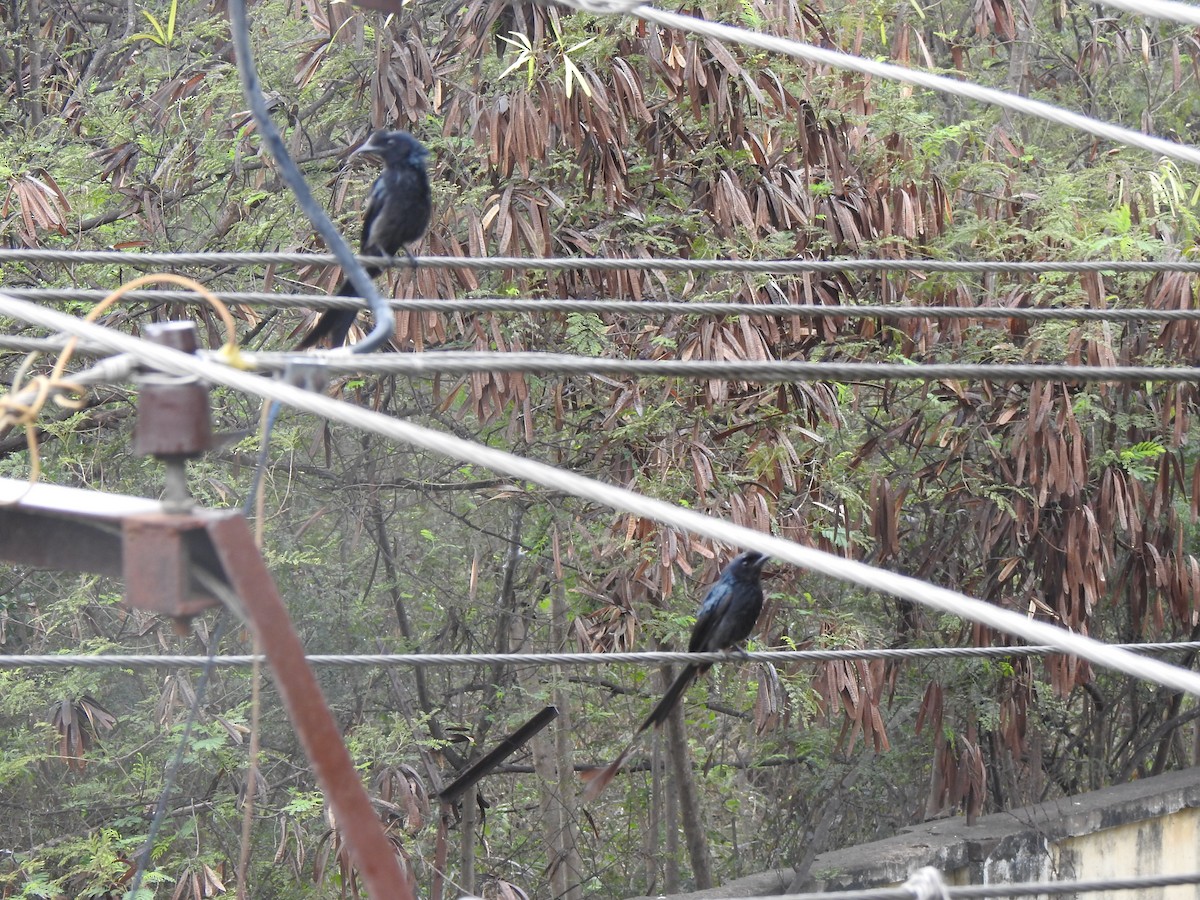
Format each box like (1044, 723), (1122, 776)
(1100, 440), (1167, 482)
(128, 0), (178, 49)
(564, 312), (609, 355)
(497, 32), (539, 88)
(6, 0), (1200, 894)
(496, 15), (602, 98)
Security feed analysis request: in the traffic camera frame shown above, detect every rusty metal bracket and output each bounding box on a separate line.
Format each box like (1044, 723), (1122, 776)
(0, 478), (412, 898)
(0, 479), (227, 620)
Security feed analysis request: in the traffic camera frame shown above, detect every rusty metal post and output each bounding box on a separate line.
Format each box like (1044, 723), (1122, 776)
(0, 478), (413, 895)
(2, 314), (414, 894)
(204, 514), (414, 898)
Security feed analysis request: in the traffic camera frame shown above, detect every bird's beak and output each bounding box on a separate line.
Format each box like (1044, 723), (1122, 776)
(350, 136), (384, 159)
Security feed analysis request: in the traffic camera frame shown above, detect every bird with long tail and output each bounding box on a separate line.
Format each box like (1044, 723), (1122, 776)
(581, 550), (769, 800)
(297, 129), (431, 349)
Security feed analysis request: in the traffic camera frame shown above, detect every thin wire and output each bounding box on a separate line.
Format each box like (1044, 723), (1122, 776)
(3, 642), (1200, 670)
(14, 346), (1200, 390)
(11, 288), (1200, 322)
(243, 394), (282, 520)
(6, 250), (1200, 272)
(5, 293), (1200, 700)
(579, 2), (1200, 167)
(15, 343), (1200, 389)
(0, 334), (96, 353)
(226, 0), (390, 672)
(244, 350), (1200, 384)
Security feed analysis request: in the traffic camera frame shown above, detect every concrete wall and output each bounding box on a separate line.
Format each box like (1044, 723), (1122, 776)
(1054, 806), (1200, 900)
(625, 767), (1200, 900)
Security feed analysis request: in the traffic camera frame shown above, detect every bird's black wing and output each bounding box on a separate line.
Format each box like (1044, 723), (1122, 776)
(358, 172), (391, 257)
(688, 577), (734, 653)
(361, 166), (432, 257)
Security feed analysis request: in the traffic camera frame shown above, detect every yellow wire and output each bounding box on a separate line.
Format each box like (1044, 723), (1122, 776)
(1, 271), (250, 495)
(53, 272), (247, 379)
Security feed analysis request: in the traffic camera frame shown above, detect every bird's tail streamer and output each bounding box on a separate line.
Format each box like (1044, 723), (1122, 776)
(580, 663), (704, 801)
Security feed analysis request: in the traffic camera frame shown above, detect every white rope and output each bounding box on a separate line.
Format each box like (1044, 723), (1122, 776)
(1098, 0), (1200, 26)
(5, 290), (1200, 697)
(556, 1), (1200, 168)
(905, 868), (951, 900)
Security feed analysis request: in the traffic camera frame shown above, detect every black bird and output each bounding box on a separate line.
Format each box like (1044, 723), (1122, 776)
(581, 550), (769, 800)
(297, 129), (432, 349)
